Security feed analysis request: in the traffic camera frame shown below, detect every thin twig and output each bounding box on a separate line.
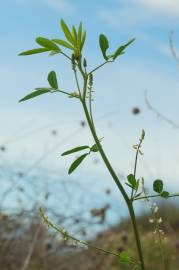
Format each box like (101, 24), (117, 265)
(144, 90), (179, 129)
(20, 223), (41, 270)
(134, 193), (179, 201)
(88, 60), (114, 75)
(169, 31), (179, 66)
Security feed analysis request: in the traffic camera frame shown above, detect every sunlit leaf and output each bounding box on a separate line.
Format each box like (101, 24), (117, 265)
(80, 30), (86, 50)
(113, 38), (135, 60)
(36, 37), (60, 52)
(118, 251), (131, 263)
(60, 19), (74, 45)
(72, 25), (77, 45)
(77, 22), (82, 47)
(52, 39), (74, 50)
(19, 48), (50, 56)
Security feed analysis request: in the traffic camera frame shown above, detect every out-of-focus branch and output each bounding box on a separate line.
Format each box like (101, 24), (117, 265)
(144, 90), (179, 130)
(169, 31), (179, 66)
(20, 223), (41, 270)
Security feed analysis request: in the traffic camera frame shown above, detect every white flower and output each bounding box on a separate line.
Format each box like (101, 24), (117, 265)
(158, 217), (162, 224)
(149, 218), (154, 223)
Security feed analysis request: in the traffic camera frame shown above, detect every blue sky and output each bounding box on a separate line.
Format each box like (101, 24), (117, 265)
(1, 0), (179, 191)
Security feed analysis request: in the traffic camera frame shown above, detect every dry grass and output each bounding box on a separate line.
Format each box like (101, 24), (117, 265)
(1, 203), (179, 270)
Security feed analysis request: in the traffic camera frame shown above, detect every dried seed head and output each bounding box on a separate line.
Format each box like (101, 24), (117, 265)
(88, 73), (93, 87)
(141, 129), (145, 140)
(132, 107), (140, 115)
(71, 54), (76, 71)
(83, 58), (87, 68)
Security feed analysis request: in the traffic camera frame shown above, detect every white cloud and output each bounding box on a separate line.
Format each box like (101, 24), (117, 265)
(45, 0), (75, 14)
(135, 0), (179, 16)
(98, 0), (179, 32)
(15, 0), (75, 14)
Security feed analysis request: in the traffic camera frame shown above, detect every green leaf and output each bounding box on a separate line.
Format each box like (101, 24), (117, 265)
(36, 37), (60, 52)
(77, 22), (82, 47)
(118, 251), (131, 263)
(52, 39), (74, 50)
(19, 88), (51, 102)
(153, 179), (163, 193)
(90, 144), (99, 152)
(61, 146), (90, 156)
(72, 25), (77, 45)
(127, 174), (137, 189)
(68, 153), (88, 174)
(48, 71), (58, 89)
(80, 30), (86, 50)
(99, 34), (109, 60)
(125, 183), (134, 189)
(113, 38), (135, 60)
(60, 19), (74, 45)
(19, 48), (50, 56)
(49, 50), (61, 57)
(113, 47), (125, 60)
(161, 191), (170, 198)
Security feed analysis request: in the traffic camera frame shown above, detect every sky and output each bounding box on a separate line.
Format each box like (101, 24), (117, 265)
(1, 0), (179, 193)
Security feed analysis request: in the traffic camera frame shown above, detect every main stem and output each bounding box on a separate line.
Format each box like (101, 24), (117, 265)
(81, 100), (146, 270)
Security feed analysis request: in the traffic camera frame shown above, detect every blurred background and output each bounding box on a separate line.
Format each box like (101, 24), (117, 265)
(1, 0), (179, 269)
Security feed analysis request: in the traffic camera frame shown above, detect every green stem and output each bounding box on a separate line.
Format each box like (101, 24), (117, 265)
(81, 100), (146, 270)
(128, 201), (146, 270)
(131, 139), (142, 200)
(134, 193), (179, 201)
(73, 69), (82, 97)
(82, 100), (129, 202)
(88, 60), (114, 75)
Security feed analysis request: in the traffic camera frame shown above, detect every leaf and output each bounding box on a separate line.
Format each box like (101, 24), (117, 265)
(161, 191), (170, 198)
(153, 179), (163, 193)
(47, 71), (58, 89)
(113, 47), (125, 60)
(19, 48), (50, 56)
(118, 251), (131, 263)
(52, 39), (74, 50)
(68, 153), (88, 174)
(127, 174), (137, 189)
(36, 37), (60, 52)
(49, 50), (61, 57)
(19, 88), (51, 102)
(113, 38), (135, 60)
(125, 183), (134, 189)
(77, 22), (82, 47)
(60, 19), (74, 45)
(99, 34), (109, 60)
(80, 31), (86, 50)
(90, 144), (99, 152)
(72, 25), (77, 45)
(61, 146), (90, 156)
